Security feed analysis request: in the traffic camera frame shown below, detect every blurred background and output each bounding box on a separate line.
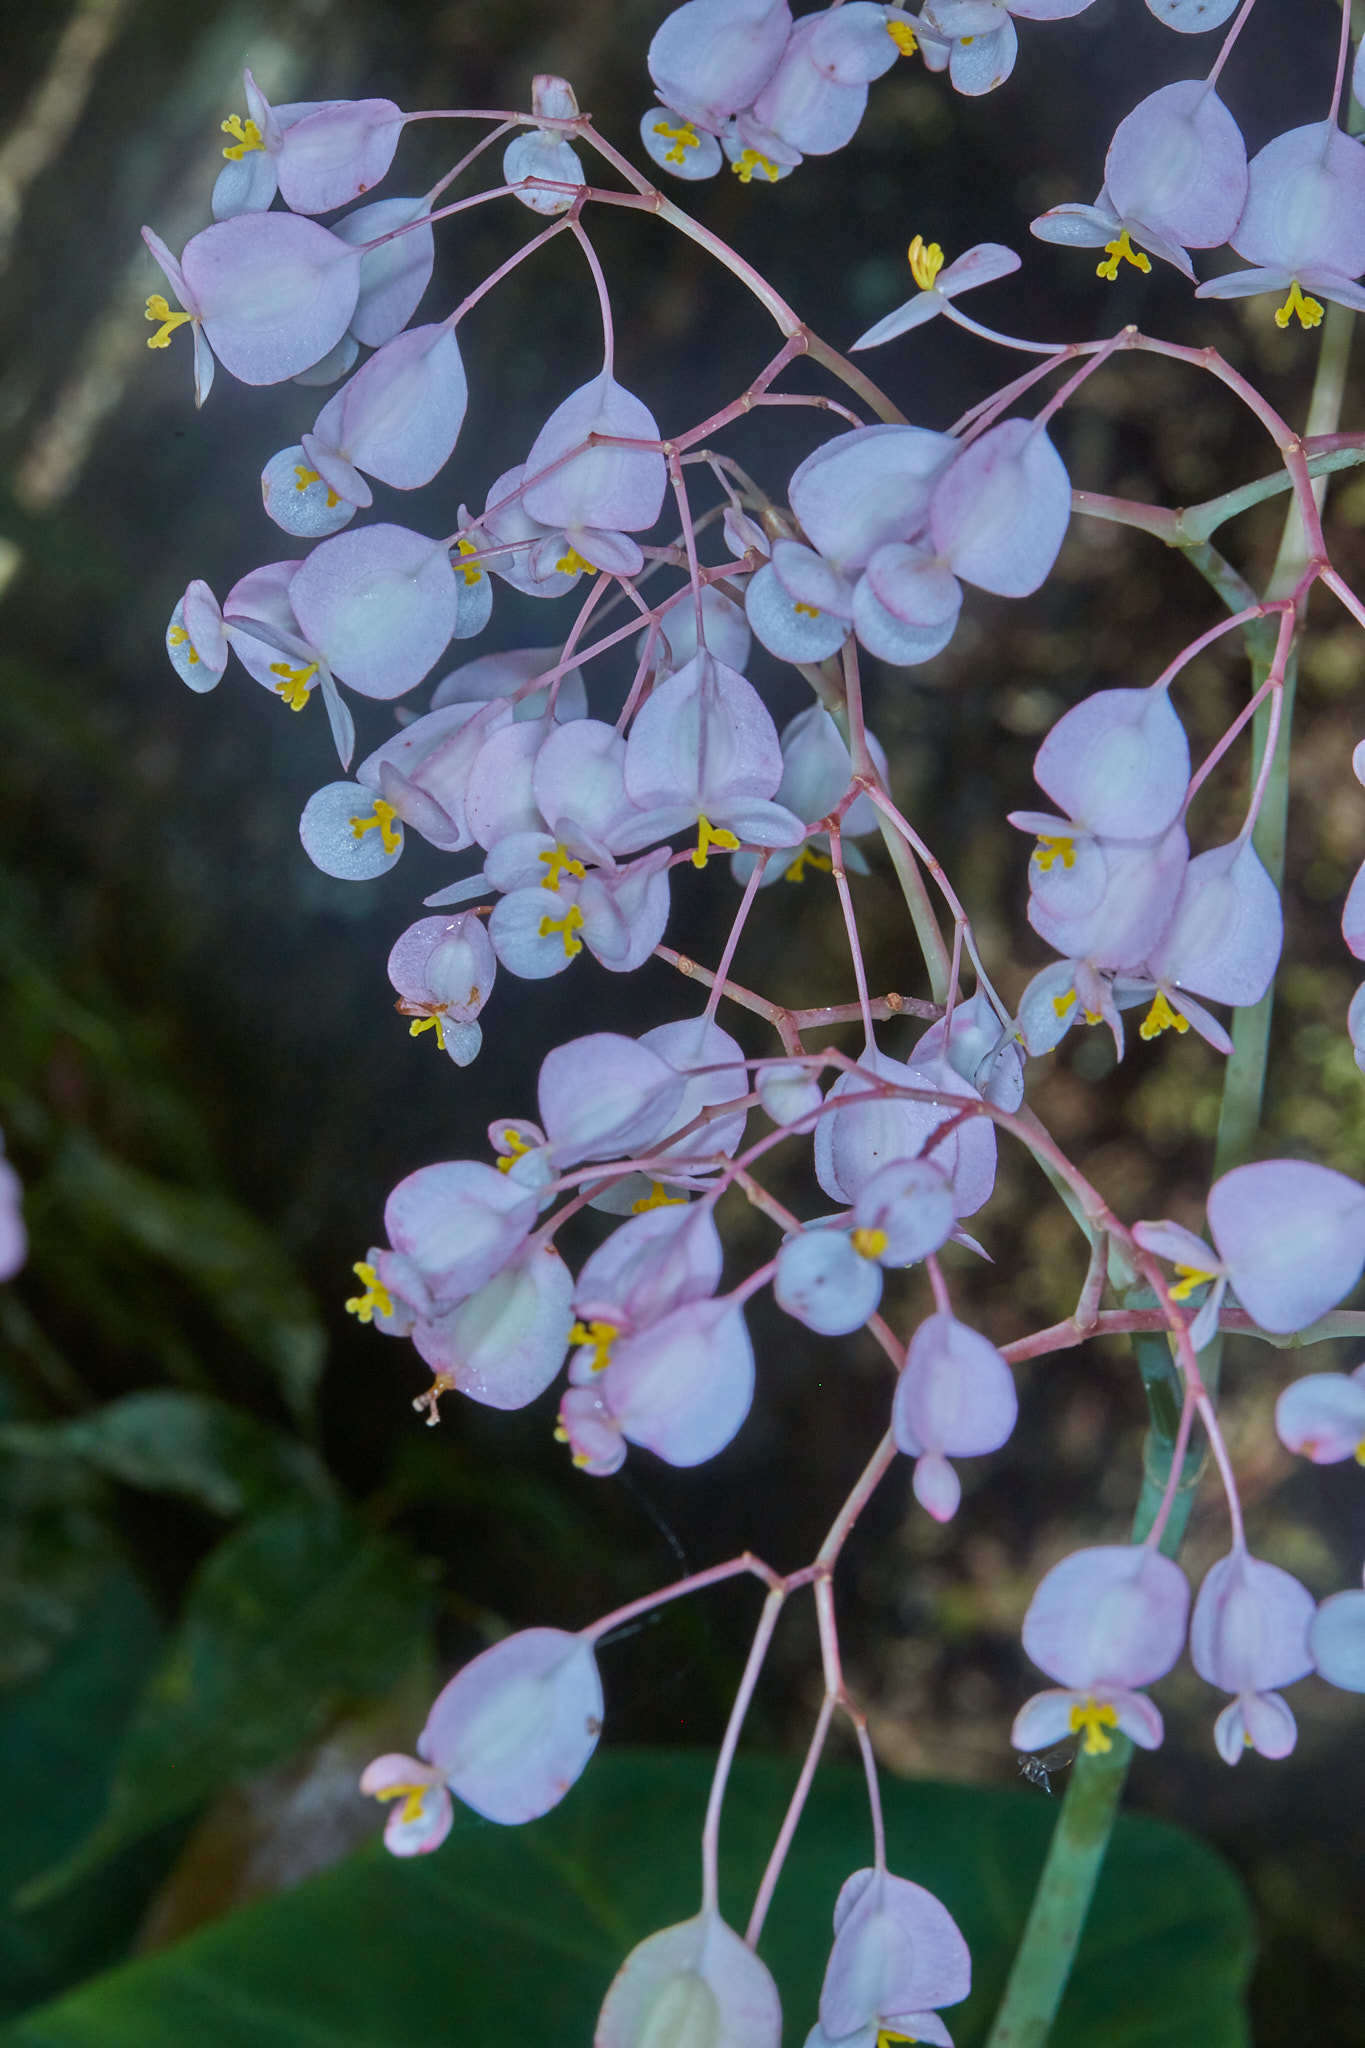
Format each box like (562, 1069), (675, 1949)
(1, 0), (1363, 2039)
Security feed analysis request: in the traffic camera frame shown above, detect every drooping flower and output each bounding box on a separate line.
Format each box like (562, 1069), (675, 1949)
(1012, 1544), (1190, 1756)
(918, 0), (1100, 99)
(1189, 1550), (1315, 1763)
(1196, 121), (1365, 328)
(852, 235), (1021, 348)
(504, 75), (585, 215)
(302, 322), (468, 505)
(595, 1910), (781, 2047)
(387, 913), (496, 1068)
(808, 1865), (971, 2048)
(558, 1296), (755, 1475)
(212, 68), (403, 218)
(287, 522), (458, 699)
(520, 372), (667, 576)
(1310, 1575), (1365, 1694)
(892, 1310), (1018, 1520)
(1274, 1362), (1365, 1466)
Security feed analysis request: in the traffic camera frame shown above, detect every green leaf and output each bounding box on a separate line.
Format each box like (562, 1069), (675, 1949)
(2, 1751), (1252, 2047)
(47, 1138), (326, 1423)
(0, 1450), (114, 1691)
(0, 1392), (330, 1518)
(0, 1566), (166, 2022)
(21, 1499), (436, 1903)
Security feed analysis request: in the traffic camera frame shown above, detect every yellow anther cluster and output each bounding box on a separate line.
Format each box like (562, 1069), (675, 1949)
(731, 148), (780, 186)
(1034, 835), (1075, 872)
(793, 600), (821, 618)
(372, 1782), (430, 1826)
(785, 847), (832, 884)
(555, 546), (595, 576)
(1169, 1263), (1216, 1303)
(168, 623), (201, 665)
(270, 660), (318, 711)
(1274, 281), (1324, 331)
(1051, 988), (1078, 1020)
(455, 536), (484, 584)
(569, 1318), (618, 1372)
(409, 1012), (448, 1052)
(539, 902), (585, 957)
(692, 814), (741, 869)
(1068, 1695), (1119, 1755)
(145, 293), (191, 350)
(221, 114), (265, 160)
(1139, 991), (1189, 1041)
(496, 1128), (533, 1173)
(652, 118), (700, 167)
(632, 1181), (686, 1213)
(293, 463), (342, 509)
(851, 1226), (889, 1261)
(908, 234), (945, 291)
(1096, 230), (1151, 282)
(349, 797), (402, 854)
(885, 17), (919, 56)
(345, 1260), (394, 1324)
(539, 844), (587, 891)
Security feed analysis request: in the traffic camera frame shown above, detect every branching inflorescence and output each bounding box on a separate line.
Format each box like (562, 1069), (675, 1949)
(139, 1), (1365, 2039)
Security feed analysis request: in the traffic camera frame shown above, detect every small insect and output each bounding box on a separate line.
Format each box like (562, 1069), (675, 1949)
(1016, 1741), (1077, 1794)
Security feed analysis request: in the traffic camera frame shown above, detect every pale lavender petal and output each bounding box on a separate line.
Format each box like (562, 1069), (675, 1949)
(1209, 1158), (1365, 1334)
(1310, 1588), (1365, 1692)
(1275, 1366), (1365, 1464)
(180, 213), (361, 385)
(596, 1911), (781, 2048)
(288, 523), (457, 699)
(419, 1627), (602, 1824)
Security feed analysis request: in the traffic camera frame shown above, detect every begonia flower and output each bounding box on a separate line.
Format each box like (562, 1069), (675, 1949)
(537, 1032), (687, 1167)
(1190, 1550), (1315, 1762)
(918, 0), (1099, 99)
(775, 1224), (886, 1337)
(1146, 0), (1241, 27)
(409, 1237), (574, 1408)
(852, 235), (1021, 348)
(520, 373), (667, 575)
(300, 779), (405, 879)
(892, 1311), (1018, 1520)
(1274, 1362), (1365, 1465)
(0, 1131), (26, 1283)
(379, 1158), (539, 1316)
(1196, 121), (1365, 328)
(358, 700), (513, 856)
(731, 705), (888, 887)
(432, 644), (588, 724)
(359, 1752), (452, 1857)
(212, 68), (403, 218)
(504, 76), (585, 215)
(302, 322), (468, 505)
(260, 444), (357, 538)
(1012, 1544), (1190, 1756)
(1016, 685), (1192, 844)
(143, 213), (362, 390)
(1026, 824), (1190, 976)
(288, 522), (458, 699)
(387, 1626), (603, 1827)
(596, 1910), (781, 2048)
(558, 1296), (755, 1473)
(647, 0), (792, 137)
(758, 1059), (825, 1128)
(1115, 838), (1283, 1054)
(639, 582), (753, 683)
(1310, 1575), (1365, 1693)
(572, 1200), (723, 1347)
(742, 6), (899, 165)
(1348, 983), (1365, 1074)
(1136, 1157), (1365, 1345)
(814, 1046), (997, 1218)
(166, 579), (230, 692)
(808, 1865), (971, 2048)
(387, 912), (495, 1068)
(1032, 80), (1247, 282)
(913, 991), (1025, 1111)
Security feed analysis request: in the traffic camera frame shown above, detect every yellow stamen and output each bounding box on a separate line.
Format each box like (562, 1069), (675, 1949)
(885, 17), (918, 56)
(1051, 988), (1078, 1020)
(632, 1181), (686, 1214)
(372, 1782), (430, 1826)
(145, 293), (192, 350)
(652, 118), (700, 167)
(539, 843), (587, 891)
(220, 113), (265, 160)
(495, 1127), (533, 1173)
(1353, 1438), (1365, 1466)
(409, 1013), (447, 1052)
(1034, 834), (1075, 872)
(731, 148), (780, 186)
(553, 1423), (569, 1443)
(1274, 280), (1324, 331)
(1139, 990), (1189, 1042)
(785, 847), (833, 884)
(569, 1318), (618, 1373)
(538, 902), (585, 957)
(692, 814), (741, 869)
(293, 463), (341, 508)
(793, 600), (821, 617)
(349, 797), (401, 855)
(1068, 1696), (1119, 1755)
(1082, 1009), (1102, 1026)
(1096, 229), (1152, 282)
(1170, 1263), (1216, 1304)
(168, 623), (201, 665)
(877, 2032), (917, 2048)
(555, 546), (595, 576)
(851, 1226), (888, 1261)
(413, 1373), (455, 1426)
(270, 659), (318, 711)
(455, 536), (484, 584)
(908, 233), (945, 290)
(344, 1260), (393, 1325)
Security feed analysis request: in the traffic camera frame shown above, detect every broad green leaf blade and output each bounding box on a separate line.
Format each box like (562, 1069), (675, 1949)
(0, 1391), (330, 1518)
(1, 1751), (1252, 2048)
(21, 1500), (435, 1903)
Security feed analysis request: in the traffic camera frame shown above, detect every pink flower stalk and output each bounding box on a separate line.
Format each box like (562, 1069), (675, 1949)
(1135, 1157), (1365, 1348)
(595, 1910), (781, 2047)
(1012, 1544), (1190, 1756)
(1196, 122), (1365, 328)
(1189, 1550), (1315, 1763)
(918, 0), (1100, 99)
(1310, 1576), (1365, 1694)
(1274, 1363), (1365, 1466)
(1032, 80), (1247, 281)
(143, 213), (363, 391)
(809, 1865), (971, 2048)
(559, 1295), (755, 1475)
(892, 1311), (1018, 1521)
(387, 913), (496, 1068)
(0, 1130), (26, 1282)
(212, 68), (403, 218)
(852, 235), (1021, 348)
(362, 1627), (603, 1841)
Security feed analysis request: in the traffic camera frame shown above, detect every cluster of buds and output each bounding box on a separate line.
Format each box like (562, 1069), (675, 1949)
(142, 0), (1365, 2038)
